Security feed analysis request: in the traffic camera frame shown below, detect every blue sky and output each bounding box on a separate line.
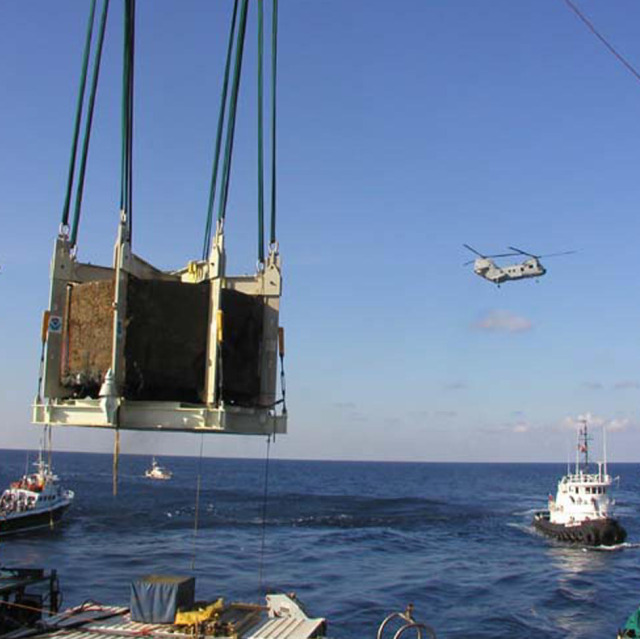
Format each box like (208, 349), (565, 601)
(1, 1), (640, 462)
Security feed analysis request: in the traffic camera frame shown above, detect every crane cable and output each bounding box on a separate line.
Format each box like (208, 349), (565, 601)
(217, 0), (250, 226)
(203, 0), (240, 260)
(202, 0), (279, 263)
(61, 0), (110, 248)
(120, 0), (136, 243)
(257, 0), (265, 264)
(562, 0), (640, 85)
(269, 0), (278, 250)
(60, 0), (96, 235)
(259, 0), (279, 262)
(71, 0), (110, 247)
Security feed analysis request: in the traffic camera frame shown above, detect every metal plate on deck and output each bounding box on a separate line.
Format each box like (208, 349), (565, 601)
(29, 594), (324, 639)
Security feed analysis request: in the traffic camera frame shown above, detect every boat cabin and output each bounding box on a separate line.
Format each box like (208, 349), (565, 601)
(550, 462), (615, 526)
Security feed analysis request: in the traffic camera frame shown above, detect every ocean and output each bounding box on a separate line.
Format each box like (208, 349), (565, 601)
(0, 450), (638, 639)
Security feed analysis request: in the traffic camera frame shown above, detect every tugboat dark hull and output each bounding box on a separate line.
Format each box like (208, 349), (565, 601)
(533, 511), (626, 546)
(0, 504), (71, 536)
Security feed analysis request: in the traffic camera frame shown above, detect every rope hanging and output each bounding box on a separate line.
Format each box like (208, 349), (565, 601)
(48, 425), (55, 529)
(191, 434), (206, 571)
(258, 434), (272, 595)
(110, 0), (135, 498)
(202, 0), (240, 260)
(112, 428), (120, 496)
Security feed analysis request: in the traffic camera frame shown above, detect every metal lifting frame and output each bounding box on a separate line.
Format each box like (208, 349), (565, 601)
(33, 0), (285, 437)
(32, 229), (286, 436)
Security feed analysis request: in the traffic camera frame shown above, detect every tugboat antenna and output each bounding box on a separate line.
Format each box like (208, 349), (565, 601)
(575, 423), (580, 473)
(575, 418), (593, 473)
(603, 422), (608, 477)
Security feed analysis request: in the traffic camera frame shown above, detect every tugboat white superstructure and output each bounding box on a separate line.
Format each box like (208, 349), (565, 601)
(533, 420), (625, 546)
(0, 451), (74, 536)
(144, 458), (172, 481)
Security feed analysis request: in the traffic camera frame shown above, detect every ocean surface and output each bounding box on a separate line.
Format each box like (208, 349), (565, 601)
(0, 450), (639, 639)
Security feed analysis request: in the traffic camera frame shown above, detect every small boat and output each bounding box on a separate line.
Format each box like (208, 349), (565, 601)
(0, 451), (74, 536)
(533, 419), (626, 546)
(144, 458), (172, 481)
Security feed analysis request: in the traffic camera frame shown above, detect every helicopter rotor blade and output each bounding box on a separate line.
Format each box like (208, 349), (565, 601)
(463, 243), (485, 258)
(508, 246), (537, 258)
(537, 250), (577, 258)
(463, 252), (519, 266)
(485, 252), (521, 258)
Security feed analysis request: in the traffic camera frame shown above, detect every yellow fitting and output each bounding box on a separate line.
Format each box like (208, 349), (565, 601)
(217, 310), (224, 344)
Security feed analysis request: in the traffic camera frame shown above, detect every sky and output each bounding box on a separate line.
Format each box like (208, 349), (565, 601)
(1, 0), (640, 462)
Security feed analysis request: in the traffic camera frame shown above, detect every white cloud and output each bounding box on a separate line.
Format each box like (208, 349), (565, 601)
(608, 418), (630, 432)
(577, 412), (605, 427)
(480, 419), (531, 435)
(473, 310), (532, 333)
(582, 382), (604, 390)
(562, 412), (631, 432)
(512, 422), (529, 434)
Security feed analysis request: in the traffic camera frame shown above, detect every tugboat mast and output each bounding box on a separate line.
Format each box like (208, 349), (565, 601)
(603, 422), (608, 477)
(575, 419), (592, 474)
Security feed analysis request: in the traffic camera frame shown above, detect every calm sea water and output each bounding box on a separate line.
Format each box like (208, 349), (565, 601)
(0, 450), (639, 638)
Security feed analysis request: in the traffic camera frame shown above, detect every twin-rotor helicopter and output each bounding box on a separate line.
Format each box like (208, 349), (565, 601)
(463, 244), (575, 286)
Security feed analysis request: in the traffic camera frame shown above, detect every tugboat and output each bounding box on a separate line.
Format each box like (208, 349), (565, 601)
(0, 451), (74, 535)
(144, 458), (173, 481)
(533, 419), (626, 546)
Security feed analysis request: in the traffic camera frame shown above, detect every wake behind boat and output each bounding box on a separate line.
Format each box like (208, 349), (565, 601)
(533, 419), (625, 546)
(0, 452), (74, 536)
(144, 458), (172, 481)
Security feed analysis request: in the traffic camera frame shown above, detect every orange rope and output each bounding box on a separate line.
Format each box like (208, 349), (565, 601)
(0, 599), (55, 616)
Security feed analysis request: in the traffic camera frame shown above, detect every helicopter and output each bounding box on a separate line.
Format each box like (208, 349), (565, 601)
(463, 244), (575, 286)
